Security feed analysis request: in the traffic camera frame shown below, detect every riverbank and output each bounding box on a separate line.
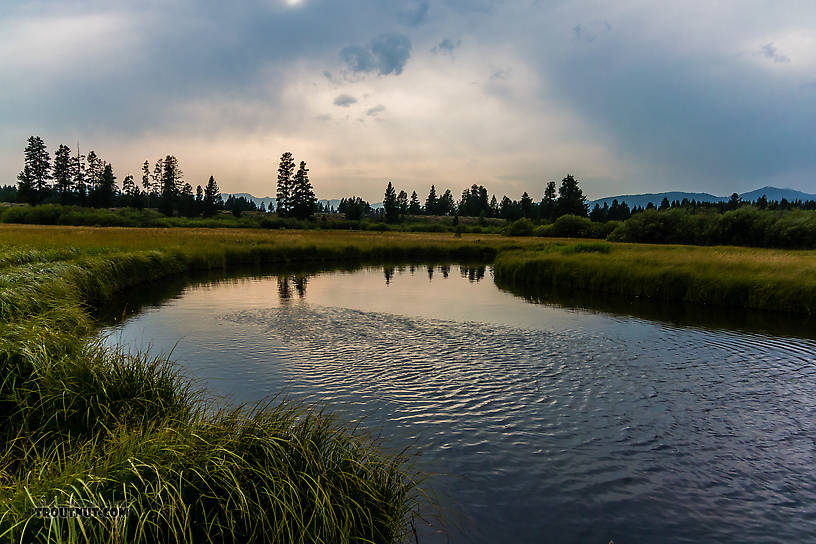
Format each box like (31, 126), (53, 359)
(493, 241), (816, 315)
(3, 226), (816, 542)
(1, 227), (529, 543)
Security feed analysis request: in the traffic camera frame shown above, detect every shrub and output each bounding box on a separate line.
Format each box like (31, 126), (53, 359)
(504, 218), (535, 236)
(547, 215), (593, 238)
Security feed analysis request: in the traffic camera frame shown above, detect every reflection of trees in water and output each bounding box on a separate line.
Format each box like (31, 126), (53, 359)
(460, 265), (486, 283)
(277, 275), (309, 301)
(383, 267), (395, 285)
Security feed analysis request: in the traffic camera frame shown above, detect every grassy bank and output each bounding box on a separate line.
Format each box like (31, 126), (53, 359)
(4, 226), (816, 542)
(0, 227), (539, 543)
(493, 241), (816, 315)
(0, 204), (505, 234)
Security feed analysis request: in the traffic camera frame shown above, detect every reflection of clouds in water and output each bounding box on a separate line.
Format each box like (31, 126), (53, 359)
(221, 303), (816, 543)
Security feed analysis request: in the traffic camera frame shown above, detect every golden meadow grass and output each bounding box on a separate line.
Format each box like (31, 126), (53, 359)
(2, 225), (816, 542)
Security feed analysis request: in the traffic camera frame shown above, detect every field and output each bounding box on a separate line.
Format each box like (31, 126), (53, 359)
(2, 225), (816, 543)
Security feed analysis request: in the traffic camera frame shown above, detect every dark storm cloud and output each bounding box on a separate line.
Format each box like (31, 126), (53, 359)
(0, 0), (412, 134)
(340, 33), (413, 76)
(2, 0), (816, 195)
(546, 24), (816, 187)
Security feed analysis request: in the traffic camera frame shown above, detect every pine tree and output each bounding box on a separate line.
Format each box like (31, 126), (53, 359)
(96, 163), (116, 208)
(439, 189), (455, 216)
(17, 136), (51, 203)
(72, 145), (86, 204)
(520, 192), (533, 218)
(203, 175), (220, 216)
(276, 152), (296, 217)
(291, 161), (316, 220)
(541, 181), (557, 220)
(152, 158), (164, 196)
(383, 181), (398, 222)
(53, 144), (73, 202)
(397, 190), (408, 215)
(122, 174), (136, 197)
(86, 151), (104, 196)
(424, 185), (438, 215)
(489, 195), (499, 217)
(141, 160), (152, 195)
(160, 155), (181, 215)
(409, 191), (421, 215)
(556, 174), (588, 217)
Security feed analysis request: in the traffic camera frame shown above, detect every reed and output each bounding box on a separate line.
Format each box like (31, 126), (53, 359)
(493, 242), (816, 314)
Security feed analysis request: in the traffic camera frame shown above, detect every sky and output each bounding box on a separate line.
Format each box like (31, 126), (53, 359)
(1, 0), (815, 201)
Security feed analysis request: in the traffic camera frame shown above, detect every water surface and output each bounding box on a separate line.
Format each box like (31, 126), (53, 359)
(101, 265), (816, 543)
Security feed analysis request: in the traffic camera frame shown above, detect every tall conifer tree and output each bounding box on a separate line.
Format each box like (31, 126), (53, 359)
(276, 152), (296, 217)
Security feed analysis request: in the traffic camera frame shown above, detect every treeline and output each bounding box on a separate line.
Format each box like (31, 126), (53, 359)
(9, 136), (322, 219)
(337, 175), (588, 223)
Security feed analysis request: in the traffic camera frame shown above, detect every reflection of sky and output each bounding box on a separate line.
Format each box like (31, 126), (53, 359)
(101, 265), (637, 401)
(99, 265), (816, 543)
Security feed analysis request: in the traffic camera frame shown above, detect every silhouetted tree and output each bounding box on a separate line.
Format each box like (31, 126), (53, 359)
(17, 136), (51, 203)
(425, 185), (438, 215)
(141, 160), (152, 202)
(291, 161), (316, 219)
(160, 155), (181, 215)
(439, 189), (455, 216)
(520, 191), (533, 218)
(556, 174), (588, 217)
(96, 163), (116, 208)
(383, 181), (399, 222)
(541, 181), (557, 220)
(339, 196), (370, 220)
(408, 191), (421, 215)
(397, 190), (408, 215)
(72, 146), (86, 204)
(86, 151), (104, 197)
(276, 152), (296, 217)
(53, 144), (73, 203)
(203, 175), (221, 216)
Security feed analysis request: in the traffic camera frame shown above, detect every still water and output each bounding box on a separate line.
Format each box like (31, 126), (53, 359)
(100, 264), (816, 543)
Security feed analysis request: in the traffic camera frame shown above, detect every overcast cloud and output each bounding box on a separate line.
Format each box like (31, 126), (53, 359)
(1, 0), (814, 200)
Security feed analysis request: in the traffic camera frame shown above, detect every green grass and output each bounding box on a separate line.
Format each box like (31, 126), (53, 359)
(3, 225), (816, 542)
(0, 226), (544, 543)
(493, 241), (816, 314)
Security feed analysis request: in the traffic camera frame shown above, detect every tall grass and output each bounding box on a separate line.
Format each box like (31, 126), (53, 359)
(4, 225), (816, 542)
(4, 228), (525, 542)
(493, 242), (816, 314)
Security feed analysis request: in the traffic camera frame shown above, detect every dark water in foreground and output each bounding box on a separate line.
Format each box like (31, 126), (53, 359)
(100, 265), (816, 543)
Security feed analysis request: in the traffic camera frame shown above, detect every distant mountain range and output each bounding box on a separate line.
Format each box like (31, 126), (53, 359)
(223, 186), (816, 213)
(589, 186), (816, 209)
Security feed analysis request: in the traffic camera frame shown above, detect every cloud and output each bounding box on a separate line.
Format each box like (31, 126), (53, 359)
(340, 33), (412, 76)
(397, 2), (429, 26)
(431, 38), (461, 55)
(572, 21), (612, 43)
(333, 94), (358, 107)
(758, 42), (790, 63)
(366, 104), (386, 116)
